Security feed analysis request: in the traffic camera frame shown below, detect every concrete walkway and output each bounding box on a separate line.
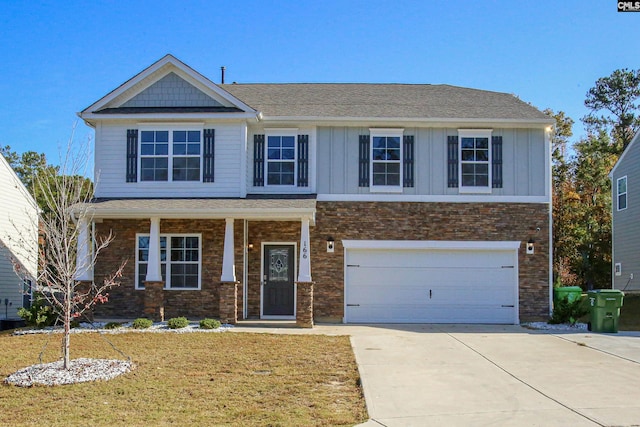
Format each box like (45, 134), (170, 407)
(231, 323), (640, 426)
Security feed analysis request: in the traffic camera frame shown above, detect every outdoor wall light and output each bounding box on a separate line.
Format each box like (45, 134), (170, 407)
(526, 238), (535, 255)
(247, 243), (254, 252)
(327, 236), (335, 253)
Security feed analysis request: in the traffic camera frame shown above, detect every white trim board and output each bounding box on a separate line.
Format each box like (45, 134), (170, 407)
(317, 194), (550, 203)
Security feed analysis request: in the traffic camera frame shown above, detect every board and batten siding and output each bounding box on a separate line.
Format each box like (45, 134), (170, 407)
(94, 122), (246, 198)
(316, 126), (547, 197)
(245, 126), (317, 195)
(0, 156), (38, 319)
(612, 140), (640, 291)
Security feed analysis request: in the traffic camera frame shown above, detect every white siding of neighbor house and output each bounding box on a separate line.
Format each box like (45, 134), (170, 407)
(315, 126), (547, 197)
(0, 156), (38, 318)
(612, 138), (640, 291)
(93, 121), (245, 198)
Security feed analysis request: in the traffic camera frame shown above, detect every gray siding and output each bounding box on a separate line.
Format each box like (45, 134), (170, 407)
(316, 126), (547, 197)
(612, 140), (640, 290)
(122, 72), (223, 108)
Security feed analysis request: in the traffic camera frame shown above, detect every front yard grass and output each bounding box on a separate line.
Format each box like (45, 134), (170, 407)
(0, 331), (368, 426)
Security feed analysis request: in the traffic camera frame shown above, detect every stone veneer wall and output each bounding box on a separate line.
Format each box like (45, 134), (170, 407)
(93, 218), (245, 320)
(309, 202), (551, 323)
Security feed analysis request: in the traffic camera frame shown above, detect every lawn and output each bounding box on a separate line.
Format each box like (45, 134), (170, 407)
(0, 331), (368, 426)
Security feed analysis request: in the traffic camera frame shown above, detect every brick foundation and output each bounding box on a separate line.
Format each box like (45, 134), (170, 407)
(296, 281), (314, 328)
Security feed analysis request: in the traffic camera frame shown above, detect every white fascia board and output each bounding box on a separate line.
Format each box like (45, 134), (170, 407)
(342, 240), (521, 251)
(610, 130), (640, 178)
(259, 116), (554, 128)
(317, 194), (551, 204)
(80, 112), (259, 121)
(87, 207), (316, 224)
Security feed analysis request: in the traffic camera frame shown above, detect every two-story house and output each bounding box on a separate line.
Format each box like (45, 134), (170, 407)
(78, 55), (553, 326)
(610, 131), (640, 292)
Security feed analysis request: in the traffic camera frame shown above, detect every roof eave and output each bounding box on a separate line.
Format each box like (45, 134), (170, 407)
(79, 112), (260, 121)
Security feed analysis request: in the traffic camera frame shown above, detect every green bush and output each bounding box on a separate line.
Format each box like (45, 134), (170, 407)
(104, 321), (123, 329)
(549, 297), (589, 325)
(167, 317), (189, 329)
(132, 318), (153, 329)
(17, 294), (58, 328)
(199, 318), (221, 329)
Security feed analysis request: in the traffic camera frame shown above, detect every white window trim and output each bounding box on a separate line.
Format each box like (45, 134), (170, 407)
(264, 128), (298, 189)
(369, 128), (404, 193)
(458, 129), (492, 194)
(135, 233), (202, 290)
(138, 124), (204, 183)
(617, 175), (628, 211)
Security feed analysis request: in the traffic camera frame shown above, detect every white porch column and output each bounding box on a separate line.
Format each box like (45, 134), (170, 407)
(297, 217), (312, 282)
(146, 217), (162, 282)
(221, 218), (236, 282)
(75, 216), (93, 281)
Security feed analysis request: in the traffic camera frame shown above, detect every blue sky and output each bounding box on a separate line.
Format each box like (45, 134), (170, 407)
(1, 0), (638, 166)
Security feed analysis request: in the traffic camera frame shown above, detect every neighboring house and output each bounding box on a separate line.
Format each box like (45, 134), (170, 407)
(77, 54), (553, 326)
(0, 154), (38, 319)
(610, 131), (640, 292)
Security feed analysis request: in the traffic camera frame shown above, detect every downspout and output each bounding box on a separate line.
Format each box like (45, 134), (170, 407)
(546, 125), (554, 316)
(243, 219), (248, 320)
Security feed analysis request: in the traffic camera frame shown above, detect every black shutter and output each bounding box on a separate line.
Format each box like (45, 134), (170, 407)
(447, 135), (458, 188)
(297, 135), (309, 187)
(253, 134), (265, 187)
(359, 135), (370, 187)
(403, 135), (414, 188)
(202, 129), (215, 183)
(492, 136), (503, 188)
(126, 129), (138, 183)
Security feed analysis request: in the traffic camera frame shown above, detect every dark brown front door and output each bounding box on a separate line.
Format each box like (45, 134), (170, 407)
(263, 244), (295, 316)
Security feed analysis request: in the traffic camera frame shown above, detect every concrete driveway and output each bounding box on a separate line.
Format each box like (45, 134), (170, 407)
(231, 322), (640, 426)
(346, 324), (640, 427)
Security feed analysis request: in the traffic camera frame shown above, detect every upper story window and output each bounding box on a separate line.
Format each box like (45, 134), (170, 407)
(139, 128), (202, 182)
(370, 129), (404, 192)
(617, 176), (628, 211)
(253, 129), (309, 189)
(458, 129), (492, 194)
(267, 134), (296, 185)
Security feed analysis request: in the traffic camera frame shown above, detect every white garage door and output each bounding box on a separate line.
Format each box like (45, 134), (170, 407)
(344, 241), (520, 324)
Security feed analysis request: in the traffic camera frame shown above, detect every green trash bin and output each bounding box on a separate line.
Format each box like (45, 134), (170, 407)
(587, 290), (624, 333)
(554, 286), (583, 305)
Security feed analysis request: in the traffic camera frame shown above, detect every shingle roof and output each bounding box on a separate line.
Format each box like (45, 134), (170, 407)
(221, 83), (549, 121)
(77, 197), (316, 219)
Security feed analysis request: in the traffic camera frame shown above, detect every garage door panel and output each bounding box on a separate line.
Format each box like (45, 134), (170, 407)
(345, 246), (518, 324)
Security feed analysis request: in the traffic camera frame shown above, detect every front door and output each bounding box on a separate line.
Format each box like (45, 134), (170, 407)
(263, 244), (295, 316)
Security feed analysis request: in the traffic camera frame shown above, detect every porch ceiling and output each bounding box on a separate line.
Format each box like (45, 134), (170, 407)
(76, 197), (316, 223)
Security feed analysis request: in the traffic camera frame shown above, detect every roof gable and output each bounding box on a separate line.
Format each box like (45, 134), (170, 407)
(79, 55), (256, 116)
(611, 131), (640, 177)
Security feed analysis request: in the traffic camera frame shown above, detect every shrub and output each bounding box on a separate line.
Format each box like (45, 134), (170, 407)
(549, 297), (589, 325)
(167, 317), (189, 329)
(17, 294), (58, 328)
(199, 318), (221, 329)
(104, 321), (123, 329)
(132, 318), (153, 329)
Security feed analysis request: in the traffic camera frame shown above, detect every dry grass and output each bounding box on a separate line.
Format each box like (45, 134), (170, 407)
(0, 331), (368, 426)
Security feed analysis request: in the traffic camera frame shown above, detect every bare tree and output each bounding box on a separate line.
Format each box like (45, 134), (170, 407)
(13, 126), (126, 369)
